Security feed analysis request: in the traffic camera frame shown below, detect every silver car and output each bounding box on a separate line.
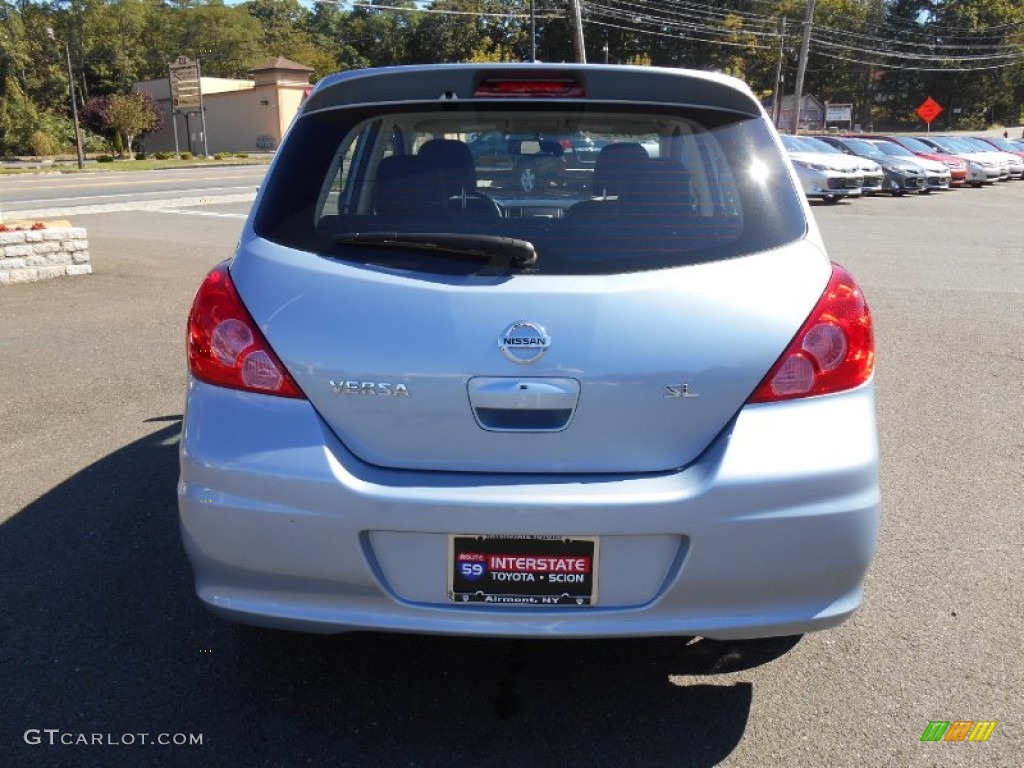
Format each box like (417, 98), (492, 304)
(867, 140), (951, 191)
(802, 136), (884, 195)
(179, 64), (880, 639)
(781, 134), (864, 203)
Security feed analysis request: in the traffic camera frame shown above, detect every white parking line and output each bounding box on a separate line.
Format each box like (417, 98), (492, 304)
(6, 193), (256, 220)
(11, 186), (257, 206)
(155, 209), (248, 219)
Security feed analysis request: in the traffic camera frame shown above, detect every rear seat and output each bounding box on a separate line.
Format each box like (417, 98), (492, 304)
(417, 139), (502, 218)
(373, 155), (448, 218)
(619, 160), (693, 219)
(564, 142), (650, 226)
(567, 157), (692, 229)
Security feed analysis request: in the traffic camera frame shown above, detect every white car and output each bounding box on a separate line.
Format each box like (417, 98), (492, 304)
(781, 134), (863, 203)
(963, 137), (1024, 179)
(918, 136), (1005, 184)
(803, 136), (884, 195)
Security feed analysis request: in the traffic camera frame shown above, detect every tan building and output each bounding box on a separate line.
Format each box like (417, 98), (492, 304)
(135, 57), (314, 155)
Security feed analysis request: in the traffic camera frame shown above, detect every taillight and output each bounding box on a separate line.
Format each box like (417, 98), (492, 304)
(473, 77), (585, 98)
(748, 263), (873, 403)
(187, 262), (305, 398)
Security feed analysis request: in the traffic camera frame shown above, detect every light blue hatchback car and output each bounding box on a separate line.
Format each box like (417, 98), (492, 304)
(179, 64), (879, 639)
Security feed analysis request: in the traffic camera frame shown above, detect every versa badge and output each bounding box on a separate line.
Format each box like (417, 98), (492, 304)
(330, 380), (410, 397)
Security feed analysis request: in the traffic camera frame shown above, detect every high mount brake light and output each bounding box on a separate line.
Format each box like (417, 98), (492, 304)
(748, 263), (874, 403)
(473, 79), (585, 98)
(187, 262), (305, 399)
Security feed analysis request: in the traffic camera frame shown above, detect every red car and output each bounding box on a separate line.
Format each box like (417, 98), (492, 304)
(854, 134), (968, 186)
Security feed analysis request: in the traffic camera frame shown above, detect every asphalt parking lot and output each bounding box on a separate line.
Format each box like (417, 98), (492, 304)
(1, 186), (1021, 767)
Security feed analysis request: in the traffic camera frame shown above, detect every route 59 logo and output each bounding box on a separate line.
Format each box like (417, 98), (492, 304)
(457, 553), (487, 581)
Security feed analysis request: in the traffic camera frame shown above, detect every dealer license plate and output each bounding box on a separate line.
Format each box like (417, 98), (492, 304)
(448, 535), (598, 606)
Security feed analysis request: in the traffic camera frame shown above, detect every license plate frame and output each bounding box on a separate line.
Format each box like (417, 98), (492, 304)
(448, 534), (598, 606)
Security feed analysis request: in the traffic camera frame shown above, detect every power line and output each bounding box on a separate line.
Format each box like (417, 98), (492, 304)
(583, 0), (1024, 72)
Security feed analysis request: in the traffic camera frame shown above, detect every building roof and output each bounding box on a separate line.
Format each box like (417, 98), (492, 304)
(135, 76), (253, 101)
(249, 57), (314, 74)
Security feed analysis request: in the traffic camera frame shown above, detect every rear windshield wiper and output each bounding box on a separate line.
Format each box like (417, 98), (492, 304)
(335, 232), (537, 271)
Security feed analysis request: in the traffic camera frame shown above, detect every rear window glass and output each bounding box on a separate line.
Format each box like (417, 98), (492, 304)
(254, 104), (806, 275)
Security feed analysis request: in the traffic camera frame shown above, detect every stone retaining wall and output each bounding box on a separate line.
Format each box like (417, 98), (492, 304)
(0, 227), (91, 285)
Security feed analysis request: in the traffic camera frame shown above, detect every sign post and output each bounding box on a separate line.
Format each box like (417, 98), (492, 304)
(825, 103), (853, 132)
(916, 97), (943, 133)
(168, 56), (208, 157)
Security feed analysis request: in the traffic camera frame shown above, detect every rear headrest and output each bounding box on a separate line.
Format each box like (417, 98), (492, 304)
(593, 142), (650, 197)
(374, 155), (447, 217)
(418, 139), (477, 196)
(621, 160), (692, 214)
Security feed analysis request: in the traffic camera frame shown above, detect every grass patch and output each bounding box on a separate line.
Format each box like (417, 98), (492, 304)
(0, 155), (272, 175)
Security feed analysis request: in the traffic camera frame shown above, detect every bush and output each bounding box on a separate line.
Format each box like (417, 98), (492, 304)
(134, 151), (147, 160)
(213, 152), (230, 160)
(234, 152), (249, 158)
(154, 151), (172, 160)
(96, 154), (115, 163)
(179, 151), (193, 160)
(82, 131), (108, 154)
(29, 130), (59, 157)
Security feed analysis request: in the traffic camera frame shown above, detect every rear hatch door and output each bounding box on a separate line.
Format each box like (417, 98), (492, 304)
(231, 240), (829, 474)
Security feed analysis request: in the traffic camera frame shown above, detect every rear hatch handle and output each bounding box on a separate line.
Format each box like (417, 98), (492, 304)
(468, 377), (580, 432)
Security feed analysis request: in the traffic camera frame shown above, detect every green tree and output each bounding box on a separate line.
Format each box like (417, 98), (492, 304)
(804, 0), (881, 108)
(0, 84), (42, 155)
(105, 90), (161, 154)
(927, 0), (1024, 128)
(4, 0), (1024, 148)
(408, 0), (528, 64)
(82, 0), (154, 93)
(244, 0), (306, 54)
(169, 3), (266, 78)
(333, 0), (419, 69)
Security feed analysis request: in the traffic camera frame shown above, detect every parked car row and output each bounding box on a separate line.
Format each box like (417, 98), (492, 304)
(464, 131), (661, 196)
(466, 130), (601, 195)
(783, 132), (1024, 203)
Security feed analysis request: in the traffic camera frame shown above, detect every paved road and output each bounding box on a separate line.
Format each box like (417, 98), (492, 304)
(0, 166), (264, 221)
(0, 188), (1020, 767)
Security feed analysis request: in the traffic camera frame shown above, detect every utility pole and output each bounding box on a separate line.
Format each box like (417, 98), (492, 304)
(46, 27), (85, 169)
(790, 0), (817, 135)
(568, 0), (586, 63)
(771, 18), (787, 128)
(529, 0), (537, 61)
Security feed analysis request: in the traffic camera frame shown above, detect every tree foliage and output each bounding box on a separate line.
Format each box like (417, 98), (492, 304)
(106, 90), (162, 153)
(2, 0), (1023, 153)
(80, 89), (162, 153)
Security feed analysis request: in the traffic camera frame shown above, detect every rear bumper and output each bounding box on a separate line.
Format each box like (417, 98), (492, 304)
(178, 378), (880, 639)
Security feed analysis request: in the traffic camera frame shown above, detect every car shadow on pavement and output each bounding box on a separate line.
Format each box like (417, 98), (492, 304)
(1, 418), (799, 768)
